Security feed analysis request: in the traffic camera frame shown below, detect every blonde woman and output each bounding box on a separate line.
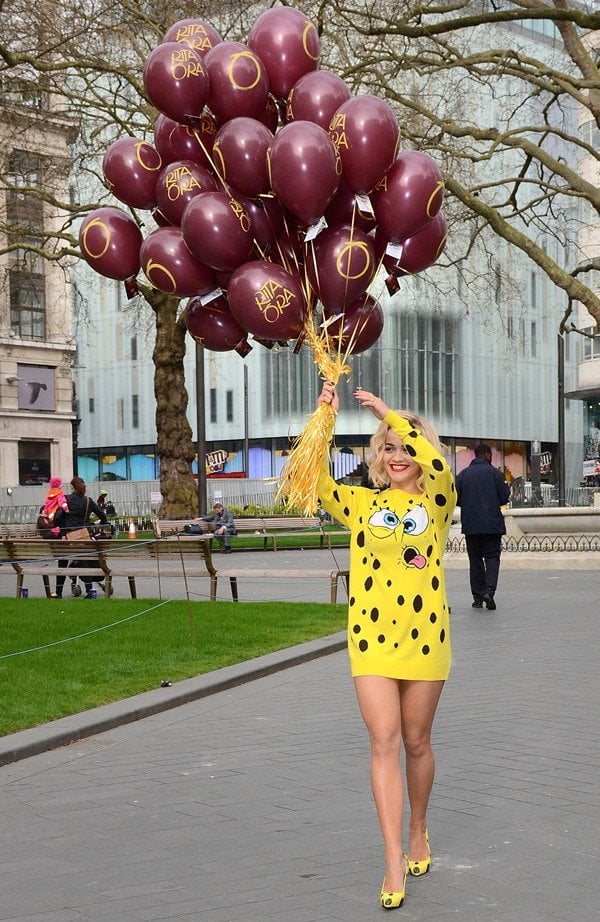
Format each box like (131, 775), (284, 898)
(317, 382), (456, 910)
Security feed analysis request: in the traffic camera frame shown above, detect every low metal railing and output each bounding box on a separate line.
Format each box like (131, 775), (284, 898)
(446, 534), (600, 553)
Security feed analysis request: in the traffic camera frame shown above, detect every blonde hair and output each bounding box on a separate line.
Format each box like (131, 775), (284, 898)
(367, 410), (444, 491)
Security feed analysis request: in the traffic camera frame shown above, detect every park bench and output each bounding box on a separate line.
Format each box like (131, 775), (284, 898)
(1, 535), (348, 603)
(154, 515), (325, 551)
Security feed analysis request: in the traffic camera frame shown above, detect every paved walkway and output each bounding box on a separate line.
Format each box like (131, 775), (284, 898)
(1, 566), (599, 920)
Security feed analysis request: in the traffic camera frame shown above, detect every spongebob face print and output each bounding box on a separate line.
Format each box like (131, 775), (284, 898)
(367, 502), (430, 569)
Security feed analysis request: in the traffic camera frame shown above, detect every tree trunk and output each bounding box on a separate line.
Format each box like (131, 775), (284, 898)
(146, 289), (198, 518)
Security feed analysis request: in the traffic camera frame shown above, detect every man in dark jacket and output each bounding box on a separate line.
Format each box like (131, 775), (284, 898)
(196, 502), (237, 552)
(456, 444), (511, 610)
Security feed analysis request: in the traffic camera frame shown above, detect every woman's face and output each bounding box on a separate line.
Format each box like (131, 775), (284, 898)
(382, 428), (422, 493)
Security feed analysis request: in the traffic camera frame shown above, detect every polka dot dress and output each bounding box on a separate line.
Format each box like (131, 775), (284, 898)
(318, 411), (456, 681)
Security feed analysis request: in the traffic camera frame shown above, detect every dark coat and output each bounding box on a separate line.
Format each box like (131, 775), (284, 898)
(63, 492), (107, 532)
(456, 458), (511, 535)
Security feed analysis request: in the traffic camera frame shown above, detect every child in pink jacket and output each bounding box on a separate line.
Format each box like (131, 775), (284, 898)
(42, 477), (69, 536)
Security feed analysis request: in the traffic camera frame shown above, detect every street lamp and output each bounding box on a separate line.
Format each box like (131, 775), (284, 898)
(195, 341), (207, 515)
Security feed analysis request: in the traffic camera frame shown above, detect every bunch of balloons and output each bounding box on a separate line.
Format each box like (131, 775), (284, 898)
(79, 7), (447, 359)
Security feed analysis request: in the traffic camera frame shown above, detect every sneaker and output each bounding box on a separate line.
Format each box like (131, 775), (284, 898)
(71, 583), (82, 597)
(482, 592), (496, 611)
(472, 599), (483, 609)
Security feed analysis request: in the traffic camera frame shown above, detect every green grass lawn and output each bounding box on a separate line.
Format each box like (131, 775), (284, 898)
(0, 597), (346, 736)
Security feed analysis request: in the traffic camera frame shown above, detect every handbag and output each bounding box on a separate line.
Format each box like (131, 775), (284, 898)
(66, 498), (91, 540)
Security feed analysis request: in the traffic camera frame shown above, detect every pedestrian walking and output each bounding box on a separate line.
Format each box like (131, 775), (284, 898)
(315, 381), (456, 910)
(455, 443), (511, 610)
(56, 476), (111, 599)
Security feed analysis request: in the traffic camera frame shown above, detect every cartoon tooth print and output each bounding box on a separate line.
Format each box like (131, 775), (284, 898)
(367, 503), (430, 569)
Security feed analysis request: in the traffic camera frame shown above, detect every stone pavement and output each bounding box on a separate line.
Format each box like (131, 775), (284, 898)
(1, 567), (600, 920)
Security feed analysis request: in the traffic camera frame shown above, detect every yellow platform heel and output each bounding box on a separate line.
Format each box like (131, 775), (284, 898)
(380, 857), (408, 910)
(407, 828), (431, 877)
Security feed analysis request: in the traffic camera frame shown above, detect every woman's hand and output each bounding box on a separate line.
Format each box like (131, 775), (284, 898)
(354, 388), (390, 420)
(318, 380), (339, 413)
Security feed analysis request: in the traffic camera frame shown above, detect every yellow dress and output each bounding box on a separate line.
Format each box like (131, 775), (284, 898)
(318, 411), (456, 681)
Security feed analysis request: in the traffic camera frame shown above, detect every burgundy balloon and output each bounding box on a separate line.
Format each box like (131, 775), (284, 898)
(213, 118), (273, 197)
(275, 225), (305, 270)
(256, 94), (280, 132)
(287, 70), (351, 131)
(181, 191), (253, 272)
(330, 95), (399, 194)
(153, 112), (217, 170)
(378, 211), (448, 276)
(307, 224), (376, 311)
(228, 260), (307, 340)
(248, 6), (320, 100)
(205, 41), (269, 124)
(162, 18), (222, 58)
(155, 160), (217, 226)
(140, 226), (216, 297)
(372, 151), (445, 243)
(323, 294), (384, 354)
(79, 207), (142, 281)
(239, 195), (284, 252)
(325, 178), (377, 234)
(102, 137), (162, 210)
(186, 294), (251, 355)
(143, 42), (209, 124)
(268, 121), (340, 227)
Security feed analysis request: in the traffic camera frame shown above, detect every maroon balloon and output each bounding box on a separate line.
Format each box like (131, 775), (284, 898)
(205, 42), (269, 124)
(143, 42), (209, 124)
(238, 195), (284, 252)
(287, 71), (351, 131)
(162, 18), (222, 58)
(79, 207), (142, 281)
(181, 191), (253, 272)
(378, 211), (448, 276)
(228, 260), (307, 340)
(155, 160), (217, 226)
(213, 118), (273, 197)
(186, 294), (251, 356)
(256, 94), (280, 132)
(153, 112), (217, 169)
(248, 6), (320, 100)
(325, 178), (377, 234)
(274, 225), (305, 270)
(323, 294), (384, 354)
(268, 121), (340, 226)
(102, 138), (162, 210)
(140, 226), (216, 297)
(330, 95), (400, 194)
(372, 151), (445, 243)
(307, 224), (376, 311)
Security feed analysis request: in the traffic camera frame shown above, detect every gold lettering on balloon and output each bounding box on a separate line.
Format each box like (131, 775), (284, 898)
(229, 198), (251, 233)
(329, 113), (348, 153)
(426, 181), (445, 219)
(255, 279), (295, 323)
(145, 259), (177, 293)
(135, 141), (162, 173)
(436, 232), (448, 259)
(212, 143), (227, 181)
(302, 21), (320, 61)
(201, 114), (217, 135)
(171, 48), (206, 81)
(81, 219), (110, 259)
(228, 52), (261, 91)
(336, 241), (372, 280)
(286, 89), (295, 122)
(175, 24), (214, 54)
(165, 165), (202, 200)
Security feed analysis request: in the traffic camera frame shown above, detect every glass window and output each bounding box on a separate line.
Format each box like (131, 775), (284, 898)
(210, 387), (217, 423)
(18, 440), (51, 485)
(226, 389), (233, 422)
(89, 397), (95, 413)
(131, 336), (137, 361)
(132, 394), (139, 429)
(10, 273), (46, 340)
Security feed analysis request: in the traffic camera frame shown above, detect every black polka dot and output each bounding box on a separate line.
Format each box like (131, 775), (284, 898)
(435, 558), (440, 566)
(411, 628), (419, 639)
(431, 576), (439, 590)
(413, 594), (423, 613)
(357, 530), (365, 547)
(387, 580), (392, 587)
(362, 609), (366, 615)
(394, 643), (399, 648)
(408, 429), (418, 438)
(362, 557), (368, 564)
(405, 444), (417, 457)
(392, 619), (397, 625)
(377, 634), (385, 643)
(370, 608), (379, 622)
(350, 596), (356, 606)
(440, 629), (446, 643)
(397, 594), (405, 605)
(373, 558), (381, 570)
(422, 645), (430, 655)
(333, 489), (340, 502)
(432, 459), (444, 471)
(365, 576), (373, 591)
(427, 545), (433, 557)
(359, 639), (368, 652)
(353, 624), (361, 634)
(430, 612), (437, 623)
(343, 506), (350, 516)
(435, 494), (447, 506)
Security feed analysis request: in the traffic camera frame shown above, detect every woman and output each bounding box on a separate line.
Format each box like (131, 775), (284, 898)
(56, 476), (110, 599)
(317, 382), (456, 910)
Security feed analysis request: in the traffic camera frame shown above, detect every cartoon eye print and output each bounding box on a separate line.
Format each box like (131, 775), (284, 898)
(367, 508), (401, 538)
(400, 504), (429, 536)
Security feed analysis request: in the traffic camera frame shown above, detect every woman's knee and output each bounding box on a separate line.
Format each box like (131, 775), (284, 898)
(402, 729), (432, 760)
(369, 724), (402, 759)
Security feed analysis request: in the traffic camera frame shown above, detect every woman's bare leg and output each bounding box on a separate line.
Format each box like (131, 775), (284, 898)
(400, 679), (444, 861)
(354, 675), (407, 890)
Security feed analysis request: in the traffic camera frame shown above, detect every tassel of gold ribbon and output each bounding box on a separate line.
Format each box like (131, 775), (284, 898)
(278, 321), (351, 516)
